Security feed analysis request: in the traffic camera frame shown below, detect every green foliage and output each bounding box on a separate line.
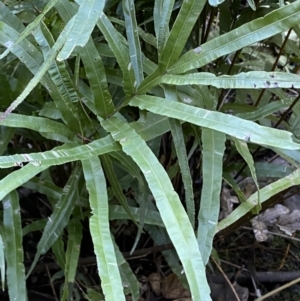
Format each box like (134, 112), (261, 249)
(0, 0), (300, 300)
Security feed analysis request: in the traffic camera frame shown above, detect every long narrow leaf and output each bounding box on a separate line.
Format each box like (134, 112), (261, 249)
(0, 2), (24, 33)
(164, 87), (195, 227)
(233, 138), (261, 213)
(113, 239), (140, 301)
(0, 126), (14, 155)
(122, 0), (144, 87)
(0, 163), (51, 202)
(0, 20), (80, 129)
(81, 38), (114, 118)
(33, 22), (84, 133)
(97, 13), (135, 95)
(0, 232), (4, 291)
(169, 1), (300, 74)
(61, 218), (82, 300)
(0, 17), (75, 121)
(161, 72), (300, 89)
(3, 191), (27, 300)
(0, 113), (78, 143)
(57, 0), (105, 61)
(27, 164), (82, 276)
(82, 157), (126, 301)
(0, 0), (60, 59)
(65, 219), (82, 281)
(129, 95), (300, 150)
(198, 129), (225, 265)
(52, 235), (66, 270)
(0, 136), (120, 169)
(153, 0), (174, 53)
(102, 154), (139, 227)
(159, 0), (206, 68)
(217, 168), (300, 232)
(235, 100), (292, 121)
(101, 116), (211, 301)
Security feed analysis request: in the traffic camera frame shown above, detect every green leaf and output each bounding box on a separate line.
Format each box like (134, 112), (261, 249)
(0, 137), (120, 169)
(109, 205), (164, 227)
(102, 154), (140, 228)
(82, 157), (126, 301)
(217, 167), (300, 232)
(247, 0), (256, 10)
(209, 0), (225, 7)
(198, 129), (226, 265)
(233, 138), (261, 214)
(83, 289), (104, 301)
(0, 163), (51, 201)
(57, 0), (105, 61)
(81, 38), (114, 118)
(235, 99), (292, 121)
(161, 72), (300, 89)
(62, 218), (82, 300)
(97, 12), (135, 95)
(169, 1), (300, 74)
(153, 0), (174, 53)
(0, 113), (78, 143)
(0, 19), (82, 130)
(52, 235), (66, 270)
(2, 191), (27, 300)
(0, 2), (24, 34)
(0, 0), (60, 59)
(0, 142), (85, 201)
(164, 87), (195, 227)
(23, 219), (47, 237)
(0, 233), (5, 291)
(101, 116), (211, 301)
(113, 239), (140, 301)
(32, 22), (84, 133)
(122, 0), (144, 87)
(27, 164), (82, 276)
(159, 0), (206, 69)
(0, 17), (75, 120)
(129, 95), (300, 150)
(0, 126), (14, 155)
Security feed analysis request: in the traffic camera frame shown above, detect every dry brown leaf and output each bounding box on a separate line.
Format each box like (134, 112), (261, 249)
(148, 272), (161, 296)
(162, 273), (190, 299)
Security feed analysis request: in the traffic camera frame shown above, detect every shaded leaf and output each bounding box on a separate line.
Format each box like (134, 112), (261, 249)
(27, 164), (82, 276)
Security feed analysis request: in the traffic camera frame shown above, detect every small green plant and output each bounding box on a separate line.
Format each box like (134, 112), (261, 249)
(1, 0), (300, 300)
